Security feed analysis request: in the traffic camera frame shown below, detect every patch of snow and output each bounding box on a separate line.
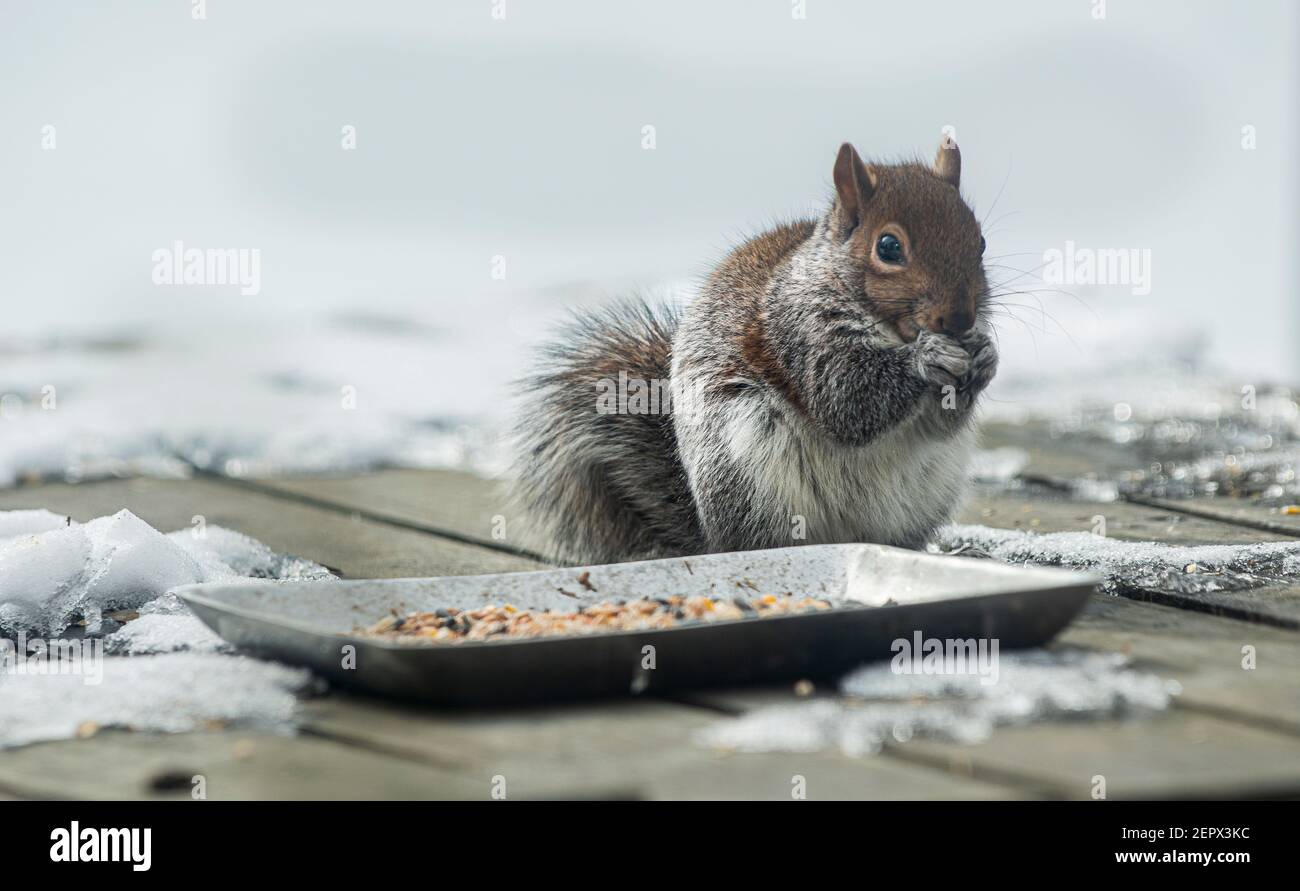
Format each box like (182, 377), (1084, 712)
(104, 613), (231, 656)
(699, 649), (1176, 757)
(0, 653), (314, 749)
(0, 316), (514, 489)
(935, 523), (1300, 594)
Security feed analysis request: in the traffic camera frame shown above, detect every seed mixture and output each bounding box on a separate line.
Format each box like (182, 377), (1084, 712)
(358, 593), (837, 644)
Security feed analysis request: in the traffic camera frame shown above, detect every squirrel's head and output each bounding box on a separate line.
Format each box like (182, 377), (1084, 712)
(829, 140), (987, 341)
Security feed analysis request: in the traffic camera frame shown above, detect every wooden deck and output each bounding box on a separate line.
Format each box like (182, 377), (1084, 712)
(2, 422), (1300, 800)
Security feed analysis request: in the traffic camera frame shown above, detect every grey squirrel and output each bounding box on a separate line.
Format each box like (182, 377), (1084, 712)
(511, 139), (997, 564)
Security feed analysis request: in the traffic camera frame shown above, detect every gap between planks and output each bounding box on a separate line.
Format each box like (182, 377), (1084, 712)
(1124, 493), (1300, 538)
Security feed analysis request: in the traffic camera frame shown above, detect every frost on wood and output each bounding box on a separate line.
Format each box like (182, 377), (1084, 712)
(0, 509), (331, 636)
(698, 649), (1177, 757)
(935, 523), (1300, 595)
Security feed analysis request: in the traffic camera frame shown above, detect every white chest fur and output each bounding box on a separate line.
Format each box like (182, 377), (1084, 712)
(721, 394), (972, 547)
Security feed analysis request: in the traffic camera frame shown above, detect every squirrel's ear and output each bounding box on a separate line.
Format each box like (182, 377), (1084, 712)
(833, 142), (875, 234)
(933, 138), (961, 187)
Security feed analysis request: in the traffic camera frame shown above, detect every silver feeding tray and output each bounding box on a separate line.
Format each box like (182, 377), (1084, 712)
(177, 543), (1098, 705)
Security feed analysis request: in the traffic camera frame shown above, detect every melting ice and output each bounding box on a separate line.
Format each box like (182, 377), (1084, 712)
(0, 509), (331, 636)
(0, 509), (332, 749)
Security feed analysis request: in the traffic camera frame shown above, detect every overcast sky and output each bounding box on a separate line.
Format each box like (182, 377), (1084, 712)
(2, 0), (1296, 388)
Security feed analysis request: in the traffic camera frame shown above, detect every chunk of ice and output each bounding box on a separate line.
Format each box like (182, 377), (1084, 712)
(165, 525), (328, 582)
(0, 508), (331, 636)
(0, 524), (91, 617)
(0, 510), (206, 635)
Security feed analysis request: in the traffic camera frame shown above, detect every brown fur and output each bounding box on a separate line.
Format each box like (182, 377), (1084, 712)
(838, 161), (985, 339)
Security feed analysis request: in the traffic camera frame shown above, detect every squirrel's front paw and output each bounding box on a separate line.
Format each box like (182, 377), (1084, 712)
(912, 330), (970, 390)
(957, 328), (999, 397)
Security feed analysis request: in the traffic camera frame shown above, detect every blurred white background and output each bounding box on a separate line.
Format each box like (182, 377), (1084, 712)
(0, 0), (1296, 480)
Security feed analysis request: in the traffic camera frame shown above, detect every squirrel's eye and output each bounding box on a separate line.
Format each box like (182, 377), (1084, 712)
(876, 233), (904, 265)
(980, 236), (986, 255)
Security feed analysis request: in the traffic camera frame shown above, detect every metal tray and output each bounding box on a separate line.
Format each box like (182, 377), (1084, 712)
(177, 544), (1097, 705)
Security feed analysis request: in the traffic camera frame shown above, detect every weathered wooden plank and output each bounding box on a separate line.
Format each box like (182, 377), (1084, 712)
(247, 468), (547, 556)
(0, 730), (486, 800)
(980, 419), (1300, 536)
(300, 693), (1029, 800)
(1128, 494), (1300, 538)
(1065, 596), (1300, 735)
(978, 420), (1141, 481)
(958, 493), (1289, 545)
(255, 464), (1298, 551)
(0, 476), (543, 578)
(891, 713), (1300, 800)
(677, 685), (1300, 799)
(980, 419), (1300, 532)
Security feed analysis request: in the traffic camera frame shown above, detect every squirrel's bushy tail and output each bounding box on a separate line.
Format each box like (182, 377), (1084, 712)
(508, 299), (702, 565)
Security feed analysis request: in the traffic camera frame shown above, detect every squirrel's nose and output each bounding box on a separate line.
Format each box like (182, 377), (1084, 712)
(927, 307), (975, 336)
